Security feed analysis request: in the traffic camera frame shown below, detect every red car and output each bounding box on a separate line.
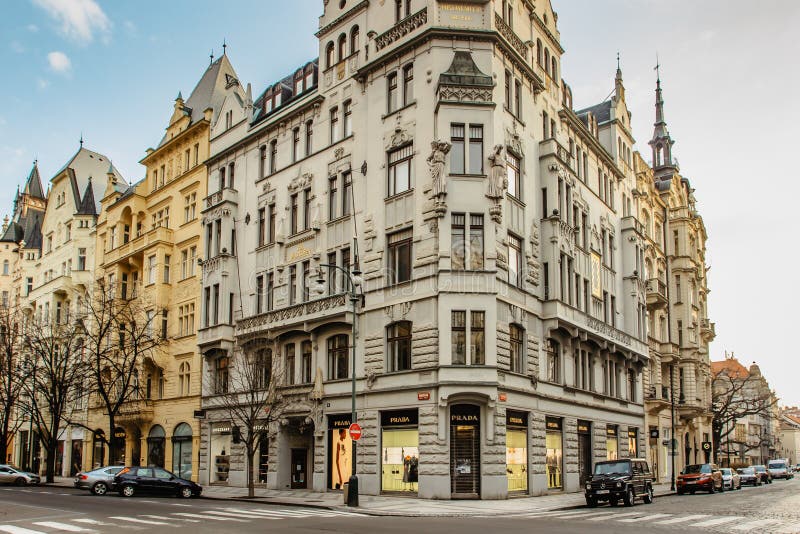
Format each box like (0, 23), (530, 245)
(676, 463), (724, 494)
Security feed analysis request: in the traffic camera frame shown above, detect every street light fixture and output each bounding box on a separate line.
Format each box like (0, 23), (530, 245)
(314, 261), (362, 507)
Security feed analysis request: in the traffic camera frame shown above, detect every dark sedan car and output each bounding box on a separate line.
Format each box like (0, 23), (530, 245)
(114, 466), (202, 498)
(738, 466), (761, 486)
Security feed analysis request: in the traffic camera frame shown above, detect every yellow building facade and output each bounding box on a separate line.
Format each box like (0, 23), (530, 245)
(89, 55), (244, 479)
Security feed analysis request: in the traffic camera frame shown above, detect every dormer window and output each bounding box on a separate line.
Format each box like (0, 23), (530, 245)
(304, 67), (314, 90)
(294, 75), (304, 95)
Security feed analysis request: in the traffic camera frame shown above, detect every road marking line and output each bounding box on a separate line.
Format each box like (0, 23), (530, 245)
(549, 511), (614, 519)
(693, 516), (742, 527)
(586, 511), (643, 521)
(729, 519), (783, 531)
(171, 513), (248, 523)
(0, 526), (46, 534)
(618, 513), (672, 523)
(203, 511), (270, 519)
(654, 514), (710, 525)
(140, 515), (200, 523)
(71, 519), (111, 526)
(31, 522), (92, 532)
(109, 516), (169, 526)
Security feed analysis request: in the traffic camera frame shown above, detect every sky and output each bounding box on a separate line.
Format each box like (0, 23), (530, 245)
(2, 1), (799, 404)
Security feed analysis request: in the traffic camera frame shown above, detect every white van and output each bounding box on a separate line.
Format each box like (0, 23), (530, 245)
(767, 459), (794, 480)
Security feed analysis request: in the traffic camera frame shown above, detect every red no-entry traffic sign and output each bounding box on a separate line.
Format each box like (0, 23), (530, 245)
(348, 423), (362, 441)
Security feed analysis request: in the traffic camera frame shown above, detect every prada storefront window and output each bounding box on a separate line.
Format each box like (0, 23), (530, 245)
(381, 409), (419, 493)
(506, 411), (528, 493)
(606, 425), (619, 460)
(328, 414), (352, 490)
(450, 404), (480, 496)
(628, 428), (638, 458)
(546, 417), (563, 490)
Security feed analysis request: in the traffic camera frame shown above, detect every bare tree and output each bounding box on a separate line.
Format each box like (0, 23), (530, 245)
(21, 314), (86, 482)
(0, 305), (24, 464)
(712, 368), (779, 464)
(205, 343), (283, 497)
(75, 282), (163, 463)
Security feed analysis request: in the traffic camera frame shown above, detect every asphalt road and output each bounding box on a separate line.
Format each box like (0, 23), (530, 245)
(0, 477), (798, 534)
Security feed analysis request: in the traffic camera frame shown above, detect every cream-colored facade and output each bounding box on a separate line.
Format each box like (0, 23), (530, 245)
(14, 148), (126, 476)
(637, 78), (715, 481)
(88, 54), (244, 480)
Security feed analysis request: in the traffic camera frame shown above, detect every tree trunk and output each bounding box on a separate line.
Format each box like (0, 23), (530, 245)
(44, 437), (57, 483)
(0, 408), (10, 462)
(246, 442), (254, 498)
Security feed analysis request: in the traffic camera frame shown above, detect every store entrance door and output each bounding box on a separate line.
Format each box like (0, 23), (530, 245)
(450, 404), (480, 498)
(291, 448), (307, 489)
(577, 421), (592, 486)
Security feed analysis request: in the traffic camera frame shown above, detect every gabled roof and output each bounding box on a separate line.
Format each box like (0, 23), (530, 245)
(158, 54), (243, 147)
(252, 58), (318, 125)
(23, 163), (46, 200)
(76, 179), (97, 215)
(576, 100), (613, 125)
(711, 357), (750, 379)
(22, 218), (42, 251)
(53, 147), (126, 214)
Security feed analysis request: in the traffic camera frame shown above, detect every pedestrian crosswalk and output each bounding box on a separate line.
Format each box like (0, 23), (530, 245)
(511, 509), (800, 533)
(0, 506), (365, 533)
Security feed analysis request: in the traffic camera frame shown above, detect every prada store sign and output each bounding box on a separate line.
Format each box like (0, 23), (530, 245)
(437, 0), (487, 28)
(450, 404), (480, 425)
(506, 410), (528, 428)
(381, 409), (418, 427)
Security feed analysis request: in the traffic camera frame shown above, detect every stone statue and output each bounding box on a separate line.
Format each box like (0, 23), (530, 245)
(427, 140), (451, 200)
(487, 144), (507, 200)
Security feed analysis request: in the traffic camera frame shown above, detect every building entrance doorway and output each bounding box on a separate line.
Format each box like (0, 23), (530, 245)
(577, 420), (592, 486)
(291, 448), (307, 489)
(450, 404), (480, 498)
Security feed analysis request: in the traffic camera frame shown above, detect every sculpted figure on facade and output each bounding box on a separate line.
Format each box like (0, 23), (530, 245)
(427, 140), (451, 200)
(487, 144), (507, 201)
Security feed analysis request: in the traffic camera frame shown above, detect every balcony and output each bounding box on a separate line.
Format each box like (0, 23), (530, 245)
(198, 323), (235, 350)
(202, 254), (236, 277)
(374, 7), (427, 51)
(539, 138), (572, 168)
(646, 278), (668, 309)
(103, 226), (174, 267)
(236, 293), (349, 338)
(204, 187), (238, 210)
(621, 215), (646, 236)
(542, 215), (577, 252)
(494, 12), (528, 60)
(116, 399), (154, 423)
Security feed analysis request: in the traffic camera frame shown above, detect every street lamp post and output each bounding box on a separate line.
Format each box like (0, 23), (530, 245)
(314, 260), (362, 507)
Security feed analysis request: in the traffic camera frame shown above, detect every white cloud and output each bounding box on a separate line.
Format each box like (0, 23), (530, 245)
(47, 50), (71, 73)
(32, 0), (111, 44)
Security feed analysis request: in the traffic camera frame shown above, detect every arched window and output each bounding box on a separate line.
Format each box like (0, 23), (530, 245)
(387, 321), (412, 372)
(536, 39), (543, 66)
(2, 260), (8, 276)
(305, 120), (313, 157)
(215, 355), (229, 394)
(325, 42), (335, 69)
(655, 144), (663, 166)
(171, 423), (193, 480)
(350, 25), (359, 55)
(147, 425), (166, 467)
(256, 348), (272, 389)
(551, 56), (558, 81)
(510, 324), (524, 373)
(544, 48), (551, 77)
(337, 33), (347, 62)
(179, 362), (190, 396)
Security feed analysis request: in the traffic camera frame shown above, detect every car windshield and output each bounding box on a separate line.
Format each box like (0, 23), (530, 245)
(768, 461), (785, 469)
(683, 464), (711, 474)
(720, 468), (732, 475)
(594, 461), (631, 475)
(739, 467), (754, 474)
(754, 465), (766, 472)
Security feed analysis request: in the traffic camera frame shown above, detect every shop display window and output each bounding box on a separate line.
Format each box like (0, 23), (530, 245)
(606, 424), (619, 460)
(380, 409), (419, 493)
(506, 411), (528, 493)
(328, 415), (352, 490)
(546, 416), (563, 489)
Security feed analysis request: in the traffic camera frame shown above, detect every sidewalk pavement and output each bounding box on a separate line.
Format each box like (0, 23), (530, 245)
(47, 477), (677, 517)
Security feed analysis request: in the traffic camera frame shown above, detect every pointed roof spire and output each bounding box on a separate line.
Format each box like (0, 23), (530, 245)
(80, 132), (84, 148)
(222, 38), (227, 55)
(23, 160), (45, 200)
(176, 91), (183, 101)
(77, 179), (97, 215)
(649, 59), (676, 175)
(210, 49), (214, 65)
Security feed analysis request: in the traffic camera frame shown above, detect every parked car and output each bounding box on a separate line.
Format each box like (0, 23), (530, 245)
(114, 466), (202, 498)
(737, 467), (761, 486)
(753, 465), (772, 484)
(795, 464), (800, 473)
(584, 458), (654, 507)
(720, 468), (741, 490)
(676, 463), (724, 494)
(0, 465), (40, 486)
(74, 466), (124, 495)
(767, 459), (794, 480)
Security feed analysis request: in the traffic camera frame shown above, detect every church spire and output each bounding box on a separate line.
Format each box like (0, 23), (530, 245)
(614, 52), (625, 102)
(648, 60), (676, 176)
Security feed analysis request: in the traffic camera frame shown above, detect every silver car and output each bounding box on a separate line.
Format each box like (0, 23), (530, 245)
(74, 466), (124, 495)
(0, 464), (41, 485)
(720, 467), (741, 490)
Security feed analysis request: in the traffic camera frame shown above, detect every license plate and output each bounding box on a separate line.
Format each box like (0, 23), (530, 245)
(595, 490), (609, 494)
(686, 481), (696, 484)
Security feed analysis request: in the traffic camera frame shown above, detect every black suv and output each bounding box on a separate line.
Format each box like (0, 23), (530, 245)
(585, 458), (654, 507)
(114, 466), (202, 498)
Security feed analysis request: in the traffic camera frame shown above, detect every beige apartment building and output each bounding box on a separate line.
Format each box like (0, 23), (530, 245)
(88, 54), (244, 480)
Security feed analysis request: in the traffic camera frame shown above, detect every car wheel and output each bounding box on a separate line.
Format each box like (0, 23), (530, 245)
(623, 486), (635, 507)
(179, 486), (193, 499)
(677, 489), (685, 495)
(92, 482), (108, 496)
(585, 496), (597, 508)
(14, 477), (28, 486)
(121, 484), (135, 497)
(643, 485), (654, 504)
(709, 482), (716, 494)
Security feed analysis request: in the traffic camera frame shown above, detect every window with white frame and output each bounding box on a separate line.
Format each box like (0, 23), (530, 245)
(387, 144), (412, 196)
